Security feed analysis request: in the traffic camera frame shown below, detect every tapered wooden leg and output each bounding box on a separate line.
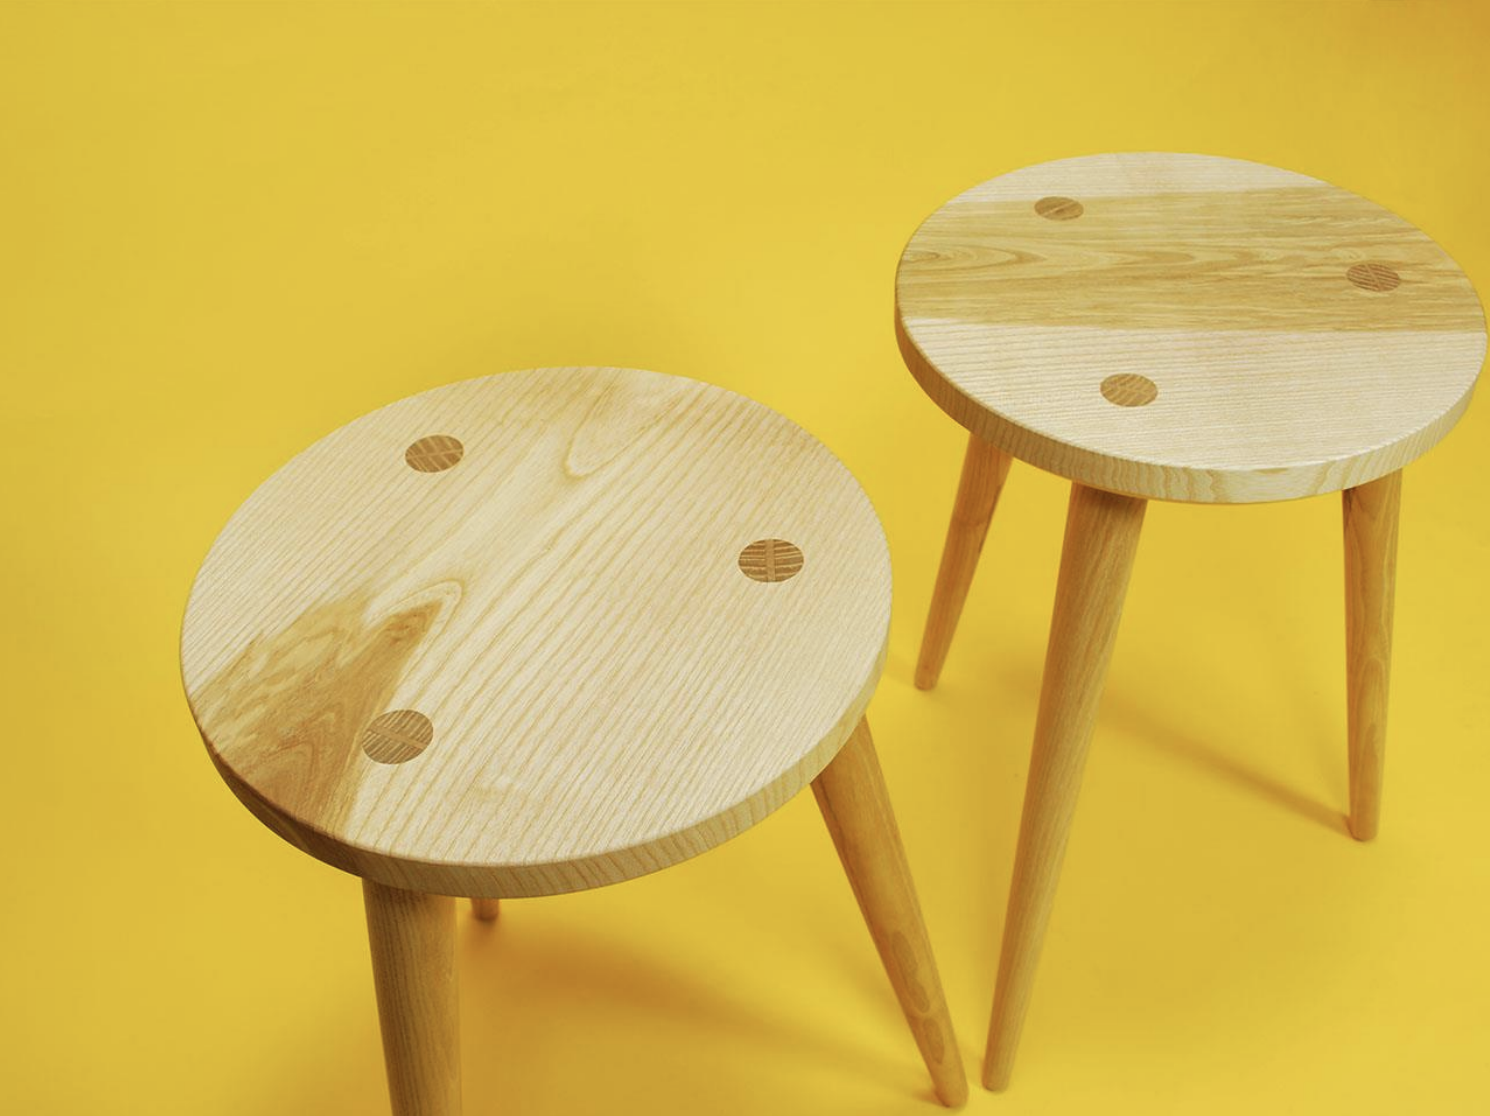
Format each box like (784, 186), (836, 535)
(1343, 470), (1400, 842)
(916, 433), (1013, 690)
(984, 483), (1146, 1091)
(813, 717), (968, 1107)
(470, 898), (500, 922)
(364, 880), (461, 1116)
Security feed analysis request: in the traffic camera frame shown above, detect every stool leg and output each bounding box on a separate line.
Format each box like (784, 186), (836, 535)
(812, 716), (968, 1107)
(916, 433), (1013, 690)
(984, 483), (1145, 1091)
(363, 880), (461, 1116)
(1343, 469), (1400, 842)
(470, 898), (500, 922)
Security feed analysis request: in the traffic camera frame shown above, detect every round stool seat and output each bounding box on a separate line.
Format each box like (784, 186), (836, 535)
(896, 152), (1487, 503)
(181, 367), (890, 898)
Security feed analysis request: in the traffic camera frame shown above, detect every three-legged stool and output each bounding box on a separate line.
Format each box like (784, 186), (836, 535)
(894, 152), (1486, 1089)
(181, 366), (967, 1113)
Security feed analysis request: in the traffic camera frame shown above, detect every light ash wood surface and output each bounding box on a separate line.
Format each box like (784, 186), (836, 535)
(896, 152), (1486, 503)
(1343, 470), (1400, 842)
(364, 882), (461, 1116)
(914, 433), (1011, 691)
(812, 718), (969, 1107)
(982, 484), (1146, 1089)
(181, 367), (891, 898)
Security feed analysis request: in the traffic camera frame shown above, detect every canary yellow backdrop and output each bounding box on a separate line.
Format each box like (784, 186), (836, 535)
(3, 2), (1487, 1114)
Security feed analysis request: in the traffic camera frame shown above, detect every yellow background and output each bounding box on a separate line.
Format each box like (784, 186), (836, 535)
(3, 2), (1488, 1113)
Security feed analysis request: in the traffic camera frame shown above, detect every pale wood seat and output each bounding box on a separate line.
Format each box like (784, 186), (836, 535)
(181, 366), (966, 1114)
(896, 153), (1486, 1091)
(898, 152), (1484, 504)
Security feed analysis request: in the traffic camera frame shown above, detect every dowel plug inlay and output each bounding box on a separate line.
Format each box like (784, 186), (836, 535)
(405, 435), (464, 473)
(1347, 263), (1401, 293)
(738, 539), (804, 583)
(363, 709), (435, 764)
(1100, 374), (1159, 408)
(1034, 196), (1084, 221)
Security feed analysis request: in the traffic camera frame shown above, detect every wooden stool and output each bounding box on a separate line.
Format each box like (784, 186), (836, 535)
(895, 153), (1486, 1090)
(180, 367), (967, 1114)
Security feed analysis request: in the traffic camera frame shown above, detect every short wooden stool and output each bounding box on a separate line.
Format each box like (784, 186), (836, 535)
(180, 367), (967, 1113)
(895, 153), (1486, 1089)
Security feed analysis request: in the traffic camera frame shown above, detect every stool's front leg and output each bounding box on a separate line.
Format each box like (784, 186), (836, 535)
(1343, 469), (1401, 841)
(364, 880), (461, 1116)
(812, 717), (968, 1107)
(917, 432), (1013, 690)
(984, 482), (1145, 1091)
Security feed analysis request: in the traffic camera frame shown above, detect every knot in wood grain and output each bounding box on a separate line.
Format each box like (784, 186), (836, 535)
(1034, 196), (1084, 221)
(1099, 373), (1158, 407)
(738, 539), (804, 583)
(362, 709), (435, 764)
(405, 435), (464, 473)
(1347, 262), (1401, 293)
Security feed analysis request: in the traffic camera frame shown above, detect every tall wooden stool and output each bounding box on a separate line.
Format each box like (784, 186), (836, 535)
(895, 153), (1486, 1089)
(180, 366), (967, 1113)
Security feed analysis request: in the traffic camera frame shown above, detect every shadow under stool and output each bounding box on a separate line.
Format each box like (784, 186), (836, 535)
(180, 366), (967, 1114)
(894, 152), (1486, 1090)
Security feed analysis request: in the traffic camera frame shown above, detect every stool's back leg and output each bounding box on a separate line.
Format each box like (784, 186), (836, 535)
(984, 482), (1145, 1091)
(470, 898), (500, 922)
(812, 716), (968, 1107)
(1343, 469), (1401, 842)
(916, 433), (1013, 690)
(363, 880), (461, 1116)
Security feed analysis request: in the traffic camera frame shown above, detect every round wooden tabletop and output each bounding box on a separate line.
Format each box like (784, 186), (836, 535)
(896, 152), (1487, 503)
(181, 368), (891, 898)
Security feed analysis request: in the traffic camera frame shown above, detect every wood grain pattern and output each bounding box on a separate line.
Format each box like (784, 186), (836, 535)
(897, 152), (1486, 503)
(182, 368), (891, 898)
(904, 188), (1476, 334)
(364, 881), (460, 1116)
(812, 718), (968, 1107)
(404, 434), (465, 473)
(363, 710), (436, 765)
(1034, 196), (1083, 221)
(983, 484), (1146, 1091)
(915, 432), (1012, 691)
(1343, 469), (1401, 842)
(737, 537), (806, 582)
(1348, 262), (1402, 294)
(1099, 373), (1157, 408)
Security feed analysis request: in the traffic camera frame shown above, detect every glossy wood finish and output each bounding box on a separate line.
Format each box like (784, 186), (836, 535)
(813, 718), (968, 1107)
(181, 367), (891, 898)
(984, 484), (1146, 1090)
(915, 433), (1012, 691)
(364, 882), (461, 1116)
(1344, 470), (1402, 842)
(897, 152), (1486, 503)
